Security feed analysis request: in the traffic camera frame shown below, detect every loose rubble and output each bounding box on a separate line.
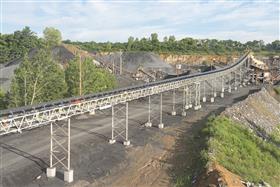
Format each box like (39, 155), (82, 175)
(222, 87), (280, 139)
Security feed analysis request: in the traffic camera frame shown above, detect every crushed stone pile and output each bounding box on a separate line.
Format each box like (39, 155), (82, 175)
(222, 88), (280, 136)
(95, 51), (176, 75)
(0, 46), (75, 92)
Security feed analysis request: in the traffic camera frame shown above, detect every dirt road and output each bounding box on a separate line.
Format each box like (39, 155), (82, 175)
(0, 86), (259, 187)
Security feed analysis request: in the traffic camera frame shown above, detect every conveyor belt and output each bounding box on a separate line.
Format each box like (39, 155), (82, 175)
(0, 51), (250, 135)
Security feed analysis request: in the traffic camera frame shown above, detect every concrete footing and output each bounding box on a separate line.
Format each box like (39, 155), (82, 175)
(109, 139), (116, 144)
(185, 105), (189, 110)
(221, 88), (225, 92)
(210, 97), (215, 103)
(89, 110), (95, 115)
(234, 86), (237, 90)
(181, 111), (187, 116)
(228, 87), (232, 93)
(194, 105), (201, 110)
(64, 169), (73, 183)
(123, 140), (130, 146)
(46, 167), (56, 178)
(145, 122), (152, 127)
(213, 92), (217, 97)
(189, 104), (193, 108)
(158, 123), (164, 129)
(220, 92), (224, 98)
(202, 97), (206, 102)
(171, 111), (176, 116)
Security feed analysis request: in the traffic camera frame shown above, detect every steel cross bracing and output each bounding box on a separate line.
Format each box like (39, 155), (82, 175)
(145, 94), (162, 128)
(109, 102), (130, 145)
(0, 52), (251, 136)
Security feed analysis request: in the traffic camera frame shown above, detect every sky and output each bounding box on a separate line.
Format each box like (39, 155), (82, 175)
(1, 0), (279, 43)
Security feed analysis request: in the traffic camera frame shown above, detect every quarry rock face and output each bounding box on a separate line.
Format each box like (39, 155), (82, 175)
(95, 51), (176, 75)
(159, 54), (238, 65)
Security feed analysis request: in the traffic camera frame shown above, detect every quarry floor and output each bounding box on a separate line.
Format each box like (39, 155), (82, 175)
(0, 85), (260, 187)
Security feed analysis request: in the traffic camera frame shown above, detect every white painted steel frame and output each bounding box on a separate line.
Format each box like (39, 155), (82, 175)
(0, 53), (251, 136)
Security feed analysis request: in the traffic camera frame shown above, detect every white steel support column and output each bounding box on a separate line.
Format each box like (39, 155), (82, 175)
(145, 95), (152, 127)
(194, 82), (201, 110)
(184, 86), (189, 110)
(182, 86), (187, 116)
(188, 85), (193, 108)
(234, 71), (238, 90)
(109, 106), (116, 144)
(47, 118), (73, 183)
(109, 102), (130, 146)
(171, 89), (176, 116)
(214, 77), (217, 98)
(221, 76), (225, 98)
(158, 93), (164, 129)
(228, 73), (232, 93)
(202, 80), (206, 102)
(144, 94), (164, 128)
(211, 79), (215, 103)
(239, 67), (243, 87)
(125, 102), (129, 145)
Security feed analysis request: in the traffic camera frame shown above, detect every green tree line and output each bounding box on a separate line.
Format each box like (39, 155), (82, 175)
(0, 50), (116, 109)
(0, 27), (116, 109)
(65, 33), (280, 55)
(0, 26), (62, 64)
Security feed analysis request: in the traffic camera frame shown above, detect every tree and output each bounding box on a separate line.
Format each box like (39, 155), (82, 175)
(0, 89), (7, 110)
(168, 35), (176, 42)
(151, 33), (159, 43)
(0, 26), (41, 64)
(43, 27), (62, 47)
(150, 33), (159, 51)
(9, 50), (67, 107)
(127, 36), (134, 51)
(65, 57), (116, 96)
(271, 40), (280, 51)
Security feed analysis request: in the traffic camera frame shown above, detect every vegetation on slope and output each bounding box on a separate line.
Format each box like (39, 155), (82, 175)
(202, 116), (280, 187)
(270, 125), (280, 146)
(65, 33), (280, 56)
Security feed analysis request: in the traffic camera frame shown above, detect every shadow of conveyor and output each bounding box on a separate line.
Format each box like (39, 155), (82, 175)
(0, 142), (48, 171)
(71, 126), (110, 142)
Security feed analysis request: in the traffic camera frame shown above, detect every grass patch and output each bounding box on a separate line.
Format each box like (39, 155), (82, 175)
(202, 116), (280, 187)
(270, 125), (280, 146)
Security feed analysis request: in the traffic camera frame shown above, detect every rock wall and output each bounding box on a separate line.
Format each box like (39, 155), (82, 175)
(159, 54), (238, 65)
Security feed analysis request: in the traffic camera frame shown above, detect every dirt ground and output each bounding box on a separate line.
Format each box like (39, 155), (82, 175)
(68, 86), (260, 187)
(196, 162), (244, 187)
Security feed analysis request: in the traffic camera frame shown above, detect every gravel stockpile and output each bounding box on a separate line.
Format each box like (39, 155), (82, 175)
(95, 52), (176, 75)
(0, 46), (75, 92)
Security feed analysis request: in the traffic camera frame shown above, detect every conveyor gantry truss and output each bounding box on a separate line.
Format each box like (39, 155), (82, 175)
(0, 52), (252, 136)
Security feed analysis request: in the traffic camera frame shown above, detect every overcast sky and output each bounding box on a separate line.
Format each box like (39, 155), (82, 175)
(1, 0), (279, 43)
